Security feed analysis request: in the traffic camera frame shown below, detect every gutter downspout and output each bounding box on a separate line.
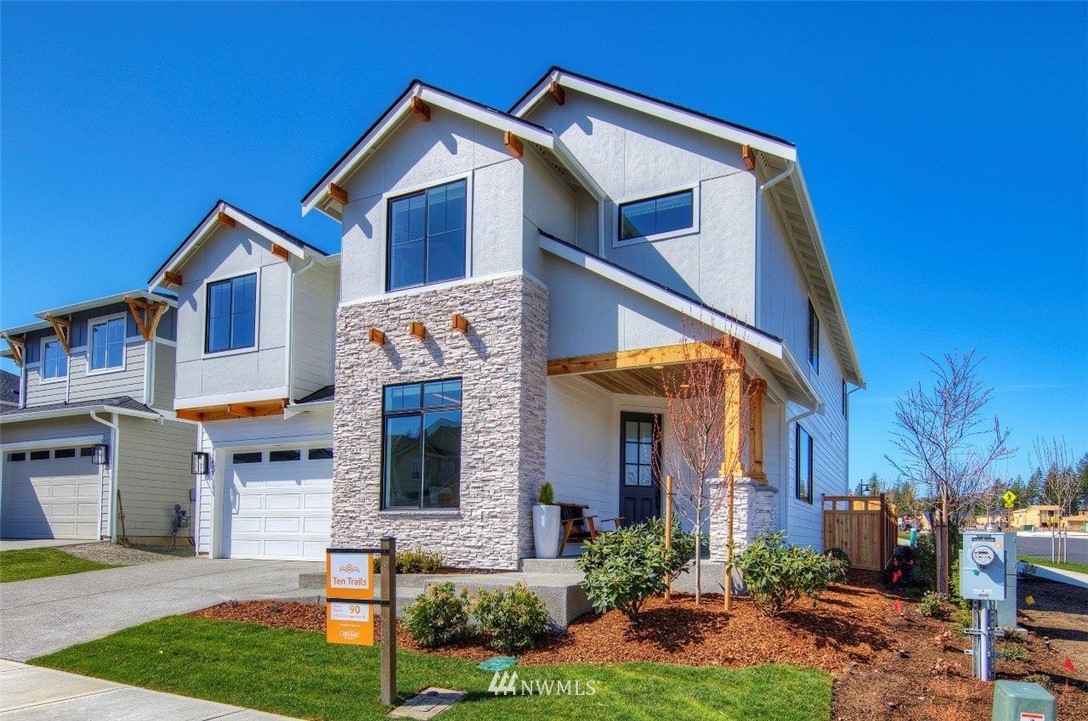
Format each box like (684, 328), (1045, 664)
(19, 362), (27, 409)
(753, 159), (796, 328)
(285, 257), (317, 405)
(90, 410), (119, 543)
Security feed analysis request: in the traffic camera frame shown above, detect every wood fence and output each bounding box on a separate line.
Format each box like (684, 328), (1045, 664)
(822, 494), (899, 572)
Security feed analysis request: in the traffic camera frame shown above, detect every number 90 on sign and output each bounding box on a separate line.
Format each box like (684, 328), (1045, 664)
(327, 601), (374, 646)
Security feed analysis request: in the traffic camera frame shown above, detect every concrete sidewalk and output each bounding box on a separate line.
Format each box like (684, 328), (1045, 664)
(1, 557), (322, 661)
(1026, 563), (1088, 589)
(0, 660), (299, 720)
(0, 539), (86, 551)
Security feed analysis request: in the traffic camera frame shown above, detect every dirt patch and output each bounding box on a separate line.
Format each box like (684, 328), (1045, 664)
(1018, 576), (1088, 677)
(190, 571), (1086, 720)
(62, 542), (195, 566)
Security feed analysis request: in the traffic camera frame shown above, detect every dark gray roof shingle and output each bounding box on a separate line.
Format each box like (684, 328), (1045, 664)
(0, 395), (157, 418)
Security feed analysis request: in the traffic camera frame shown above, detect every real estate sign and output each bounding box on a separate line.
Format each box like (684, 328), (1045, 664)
(326, 550), (375, 646)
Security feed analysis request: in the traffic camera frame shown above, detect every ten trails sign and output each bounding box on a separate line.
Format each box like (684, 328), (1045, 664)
(325, 550), (375, 646)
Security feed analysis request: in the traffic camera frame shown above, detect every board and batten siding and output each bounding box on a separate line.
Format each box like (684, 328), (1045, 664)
(115, 415), (196, 540)
(291, 262), (337, 399)
(194, 409), (333, 555)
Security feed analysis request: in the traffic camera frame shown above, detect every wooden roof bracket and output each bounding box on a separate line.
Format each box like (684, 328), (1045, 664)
(327, 183), (349, 206)
(408, 321), (426, 340)
(742, 144), (756, 171)
(216, 211), (236, 228)
(368, 328), (386, 346)
(125, 297), (169, 342)
(42, 315), (72, 354)
(549, 80), (565, 106)
(411, 96), (431, 122)
(2, 334), (25, 367)
(164, 271), (183, 288)
(270, 243), (290, 261)
(450, 313), (469, 334)
(503, 132), (524, 159)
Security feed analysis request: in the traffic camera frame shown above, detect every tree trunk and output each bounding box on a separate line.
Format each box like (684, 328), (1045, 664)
(694, 507), (702, 605)
(935, 493), (951, 595)
(724, 474), (734, 611)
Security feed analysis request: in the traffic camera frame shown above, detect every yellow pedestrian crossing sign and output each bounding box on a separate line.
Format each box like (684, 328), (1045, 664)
(1002, 490), (1017, 509)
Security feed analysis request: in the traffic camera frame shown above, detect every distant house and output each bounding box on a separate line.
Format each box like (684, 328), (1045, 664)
(1059, 514), (1088, 532)
(1010, 505), (1061, 529)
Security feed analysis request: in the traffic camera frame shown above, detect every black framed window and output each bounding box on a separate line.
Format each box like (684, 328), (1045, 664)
(54, 448), (76, 459)
(80, 447), (94, 457)
(232, 452), (262, 464)
(387, 180), (467, 291)
(269, 450), (301, 462)
(382, 378), (462, 509)
(206, 274), (257, 353)
(808, 301), (820, 373)
(30, 450), (50, 461)
(795, 426), (813, 503)
(308, 448), (334, 460)
(8, 452), (26, 462)
(619, 189), (693, 241)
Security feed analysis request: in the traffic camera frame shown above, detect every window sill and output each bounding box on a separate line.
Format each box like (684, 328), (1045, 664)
(612, 226), (699, 248)
(86, 366), (127, 377)
(378, 508), (461, 519)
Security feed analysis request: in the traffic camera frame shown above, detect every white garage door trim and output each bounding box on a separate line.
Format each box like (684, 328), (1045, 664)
(219, 443), (333, 561)
(1, 444), (102, 540)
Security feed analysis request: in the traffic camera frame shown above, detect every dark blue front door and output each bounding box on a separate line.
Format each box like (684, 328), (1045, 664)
(619, 412), (661, 526)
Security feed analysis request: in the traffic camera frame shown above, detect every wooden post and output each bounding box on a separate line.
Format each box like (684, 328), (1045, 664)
(380, 536), (396, 707)
(664, 475), (673, 602)
(748, 379), (767, 483)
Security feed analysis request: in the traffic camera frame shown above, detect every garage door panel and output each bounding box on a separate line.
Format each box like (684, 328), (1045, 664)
(2, 451), (99, 540)
(223, 451), (332, 561)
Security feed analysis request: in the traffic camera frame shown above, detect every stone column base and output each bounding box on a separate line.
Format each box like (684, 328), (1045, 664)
(707, 477), (779, 562)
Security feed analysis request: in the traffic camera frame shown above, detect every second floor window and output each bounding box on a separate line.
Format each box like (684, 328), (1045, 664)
(89, 317), (125, 371)
(808, 301), (820, 373)
(42, 338), (67, 379)
(387, 179), (467, 291)
(206, 273), (257, 353)
(619, 189), (694, 241)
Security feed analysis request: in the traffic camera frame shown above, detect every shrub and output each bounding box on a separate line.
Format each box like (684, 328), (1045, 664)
(825, 547), (851, 569)
(734, 531), (848, 616)
(576, 520), (693, 621)
(538, 482), (555, 506)
(471, 583), (550, 652)
(372, 546), (444, 574)
(1022, 673), (1054, 690)
(916, 591), (951, 619)
(402, 582), (470, 648)
(999, 641), (1030, 663)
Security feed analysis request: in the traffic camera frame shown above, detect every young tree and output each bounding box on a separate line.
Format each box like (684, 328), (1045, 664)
(657, 327), (752, 607)
(887, 351), (1014, 594)
(1034, 437), (1079, 560)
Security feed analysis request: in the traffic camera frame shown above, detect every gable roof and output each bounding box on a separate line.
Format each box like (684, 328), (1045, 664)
(300, 80), (604, 221)
(511, 66), (797, 161)
(148, 200), (330, 290)
(513, 67), (862, 386)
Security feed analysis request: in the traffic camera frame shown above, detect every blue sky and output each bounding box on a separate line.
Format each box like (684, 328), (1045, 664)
(2, 2), (1085, 483)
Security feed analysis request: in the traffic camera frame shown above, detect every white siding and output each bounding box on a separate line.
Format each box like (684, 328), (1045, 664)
(67, 340), (146, 403)
(194, 409), (333, 555)
(545, 376), (615, 517)
(115, 416), (195, 540)
(291, 263), (336, 399)
(23, 366), (67, 406)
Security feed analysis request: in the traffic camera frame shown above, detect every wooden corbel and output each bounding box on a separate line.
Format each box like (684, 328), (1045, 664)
(124, 297), (169, 342)
(327, 183), (349, 206)
(216, 211), (236, 228)
(2, 334), (25, 367)
(164, 271), (183, 288)
(408, 321), (426, 341)
(411, 96), (431, 122)
(503, 132), (524, 160)
(270, 243), (290, 261)
(742, 144), (756, 171)
(42, 315), (72, 354)
(549, 80), (565, 106)
(450, 313), (469, 334)
(368, 328), (386, 346)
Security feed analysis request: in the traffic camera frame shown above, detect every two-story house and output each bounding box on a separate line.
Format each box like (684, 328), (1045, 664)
(298, 68), (864, 570)
(147, 200), (339, 561)
(0, 291), (194, 543)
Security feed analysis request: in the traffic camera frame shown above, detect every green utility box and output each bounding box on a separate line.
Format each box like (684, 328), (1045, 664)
(992, 681), (1056, 721)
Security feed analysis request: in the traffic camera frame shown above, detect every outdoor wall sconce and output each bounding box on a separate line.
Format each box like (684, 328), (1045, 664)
(91, 443), (110, 466)
(191, 451), (210, 476)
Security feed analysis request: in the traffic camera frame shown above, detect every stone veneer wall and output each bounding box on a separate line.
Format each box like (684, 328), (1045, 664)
(333, 274), (548, 570)
(707, 478), (779, 561)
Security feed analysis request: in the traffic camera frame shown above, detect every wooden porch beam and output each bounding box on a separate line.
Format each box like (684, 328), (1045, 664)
(748, 378), (767, 483)
(226, 404), (257, 418)
(42, 315), (72, 355)
(175, 398), (286, 423)
(548, 340), (740, 376)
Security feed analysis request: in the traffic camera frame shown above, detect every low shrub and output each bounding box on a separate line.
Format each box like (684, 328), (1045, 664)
(734, 531), (848, 616)
(372, 546), (444, 574)
(402, 582), (470, 648)
(998, 641), (1030, 663)
(471, 583), (550, 652)
(916, 590), (951, 620)
(1022, 673), (1054, 690)
(576, 520), (694, 621)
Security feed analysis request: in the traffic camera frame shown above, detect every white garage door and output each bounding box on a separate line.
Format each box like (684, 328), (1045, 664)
(1, 447), (100, 539)
(222, 447), (333, 561)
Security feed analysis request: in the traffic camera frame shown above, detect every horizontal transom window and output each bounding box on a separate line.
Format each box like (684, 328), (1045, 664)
(232, 452), (262, 464)
(269, 450), (301, 462)
(619, 189), (694, 241)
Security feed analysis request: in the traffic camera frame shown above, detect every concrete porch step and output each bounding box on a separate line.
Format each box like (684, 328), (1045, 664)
(519, 557), (582, 573)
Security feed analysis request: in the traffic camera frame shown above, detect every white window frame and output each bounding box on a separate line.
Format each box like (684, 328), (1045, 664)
(612, 183), (701, 248)
(39, 335), (68, 384)
(201, 270), (262, 359)
(381, 171), (474, 294)
(86, 313), (128, 376)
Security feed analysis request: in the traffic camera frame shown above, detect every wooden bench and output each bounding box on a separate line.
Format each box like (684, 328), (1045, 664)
(558, 502), (622, 555)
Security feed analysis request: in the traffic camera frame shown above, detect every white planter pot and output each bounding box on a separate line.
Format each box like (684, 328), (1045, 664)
(533, 504), (562, 559)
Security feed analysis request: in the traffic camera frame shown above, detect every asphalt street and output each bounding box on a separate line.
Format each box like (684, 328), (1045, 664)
(1016, 533), (1088, 564)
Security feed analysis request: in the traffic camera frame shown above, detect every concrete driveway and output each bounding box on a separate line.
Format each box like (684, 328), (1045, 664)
(0, 557), (322, 661)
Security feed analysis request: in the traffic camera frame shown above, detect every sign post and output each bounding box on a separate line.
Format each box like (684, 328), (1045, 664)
(326, 538), (397, 705)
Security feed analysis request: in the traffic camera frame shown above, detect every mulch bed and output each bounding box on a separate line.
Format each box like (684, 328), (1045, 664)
(189, 570), (1087, 721)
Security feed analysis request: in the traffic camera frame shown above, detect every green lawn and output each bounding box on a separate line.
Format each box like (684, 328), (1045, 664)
(33, 616), (831, 721)
(0, 547), (119, 583)
(1022, 555), (1088, 575)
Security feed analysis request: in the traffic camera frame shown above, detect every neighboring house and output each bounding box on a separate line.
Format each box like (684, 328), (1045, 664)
(147, 200), (339, 561)
(1059, 514), (1088, 532)
(0, 292), (194, 543)
(1010, 505), (1062, 529)
(0, 370), (19, 407)
(298, 67), (864, 569)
